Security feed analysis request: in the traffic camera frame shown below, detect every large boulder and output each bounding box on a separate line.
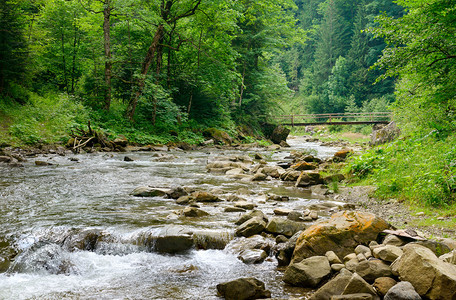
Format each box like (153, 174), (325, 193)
(139, 226), (194, 254)
(270, 125), (290, 144)
(391, 243), (456, 300)
(283, 256), (331, 287)
(370, 121), (400, 146)
(203, 128), (233, 145)
(292, 211), (390, 263)
(216, 277), (271, 300)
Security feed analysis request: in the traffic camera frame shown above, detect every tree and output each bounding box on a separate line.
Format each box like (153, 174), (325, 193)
(369, 0), (456, 135)
(0, 0), (28, 98)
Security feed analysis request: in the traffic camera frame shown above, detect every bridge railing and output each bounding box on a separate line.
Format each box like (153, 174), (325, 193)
(267, 112), (392, 126)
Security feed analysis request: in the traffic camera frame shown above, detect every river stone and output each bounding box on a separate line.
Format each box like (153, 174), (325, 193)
(193, 230), (233, 250)
(310, 268), (353, 300)
(326, 251), (342, 264)
(0, 156), (12, 163)
(226, 235), (274, 256)
(35, 160), (53, 166)
(292, 211), (390, 264)
(333, 149), (352, 161)
(373, 277), (397, 297)
(182, 207), (210, 217)
(238, 249), (268, 264)
(355, 259), (393, 283)
(235, 210), (267, 226)
(270, 125), (290, 144)
(370, 121), (400, 146)
(131, 186), (169, 197)
(234, 201), (256, 210)
(440, 250), (456, 264)
(291, 161), (317, 171)
(342, 273), (378, 299)
(274, 208), (292, 216)
(275, 231), (303, 266)
(224, 206), (246, 213)
(382, 234), (407, 246)
(412, 240), (451, 257)
(331, 294), (373, 300)
(235, 217), (266, 238)
(355, 245), (372, 258)
(265, 217), (307, 237)
(280, 169), (301, 181)
(261, 166), (284, 178)
(167, 187), (188, 199)
(142, 226), (194, 254)
(283, 256), (331, 287)
(287, 210), (304, 222)
(216, 277), (271, 300)
(192, 191), (220, 202)
(372, 245), (403, 262)
(252, 172), (268, 181)
(296, 171), (323, 187)
(391, 243), (456, 299)
(176, 195), (192, 205)
(63, 229), (104, 251)
(345, 258), (360, 272)
(384, 281), (421, 300)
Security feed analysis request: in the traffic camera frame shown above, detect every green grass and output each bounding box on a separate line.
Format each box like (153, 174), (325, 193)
(346, 133), (456, 208)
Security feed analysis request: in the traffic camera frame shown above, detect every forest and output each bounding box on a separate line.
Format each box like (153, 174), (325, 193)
(1, 0), (456, 207)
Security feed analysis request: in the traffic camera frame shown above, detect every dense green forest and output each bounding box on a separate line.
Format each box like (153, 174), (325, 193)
(1, 0), (404, 144)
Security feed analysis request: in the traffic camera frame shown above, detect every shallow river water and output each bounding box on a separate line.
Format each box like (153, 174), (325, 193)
(0, 137), (340, 299)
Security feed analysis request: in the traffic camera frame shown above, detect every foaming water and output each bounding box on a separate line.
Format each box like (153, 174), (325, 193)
(0, 139), (339, 299)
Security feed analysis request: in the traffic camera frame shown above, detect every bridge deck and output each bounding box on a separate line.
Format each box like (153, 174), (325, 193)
(270, 112), (392, 126)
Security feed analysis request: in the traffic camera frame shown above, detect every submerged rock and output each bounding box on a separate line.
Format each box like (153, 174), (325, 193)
(131, 187), (169, 197)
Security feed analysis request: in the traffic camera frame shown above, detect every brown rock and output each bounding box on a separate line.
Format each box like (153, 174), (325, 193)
(373, 277), (397, 297)
(292, 211), (390, 263)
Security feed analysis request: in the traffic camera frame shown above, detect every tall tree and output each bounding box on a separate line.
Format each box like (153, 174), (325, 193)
(0, 0), (28, 98)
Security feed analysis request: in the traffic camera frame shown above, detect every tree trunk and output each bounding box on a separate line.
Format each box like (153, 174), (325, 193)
(61, 29), (69, 94)
(126, 24), (165, 120)
(103, 1), (112, 111)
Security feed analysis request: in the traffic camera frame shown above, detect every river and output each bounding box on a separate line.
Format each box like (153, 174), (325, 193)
(0, 137), (340, 299)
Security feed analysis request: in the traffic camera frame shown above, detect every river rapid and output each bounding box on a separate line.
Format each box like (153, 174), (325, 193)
(0, 137), (340, 299)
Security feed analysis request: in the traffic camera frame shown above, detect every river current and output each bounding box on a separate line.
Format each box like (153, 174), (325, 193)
(0, 137), (339, 299)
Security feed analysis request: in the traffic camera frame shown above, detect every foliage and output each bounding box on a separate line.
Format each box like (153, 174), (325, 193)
(368, 0), (456, 136)
(347, 135), (456, 207)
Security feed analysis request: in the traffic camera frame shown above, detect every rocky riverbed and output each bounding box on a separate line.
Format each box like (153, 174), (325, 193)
(0, 135), (455, 299)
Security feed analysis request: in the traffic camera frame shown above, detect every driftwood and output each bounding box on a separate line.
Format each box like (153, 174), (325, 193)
(69, 121), (113, 153)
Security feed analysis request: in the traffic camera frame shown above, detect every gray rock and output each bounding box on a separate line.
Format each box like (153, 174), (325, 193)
(265, 217), (307, 237)
(225, 235), (274, 256)
(326, 251), (342, 264)
(216, 277), (271, 300)
(224, 206), (246, 213)
(238, 249), (268, 264)
(332, 264), (345, 272)
(391, 243), (456, 299)
(270, 125), (290, 144)
(234, 201), (256, 210)
(373, 245), (403, 262)
(384, 281), (421, 300)
(310, 269), (353, 300)
(140, 226), (194, 254)
(355, 259), (393, 283)
(274, 208), (292, 216)
(342, 273), (379, 299)
(370, 121), (400, 146)
(275, 231), (302, 266)
(0, 156), (12, 163)
(235, 218), (266, 238)
(355, 245), (372, 258)
(411, 240), (451, 257)
(283, 256), (331, 287)
(252, 172), (268, 181)
(383, 234), (407, 246)
(440, 250), (456, 264)
(331, 294), (373, 300)
(124, 156), (134, 161)
(345, 258), (360, 272)
(235, 210), (267, 226)
(192, 191), (221, 202)
(182, 207), (210, 217)
(131, 186), (169, 197)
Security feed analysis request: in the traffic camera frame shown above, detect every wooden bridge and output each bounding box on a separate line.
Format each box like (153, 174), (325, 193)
(269, 112), (392, 127)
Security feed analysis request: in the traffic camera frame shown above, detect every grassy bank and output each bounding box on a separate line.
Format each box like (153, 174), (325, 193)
(0, 93), (261, 148)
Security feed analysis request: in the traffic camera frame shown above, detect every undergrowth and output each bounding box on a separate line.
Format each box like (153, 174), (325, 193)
(347, 133), (456, 208)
